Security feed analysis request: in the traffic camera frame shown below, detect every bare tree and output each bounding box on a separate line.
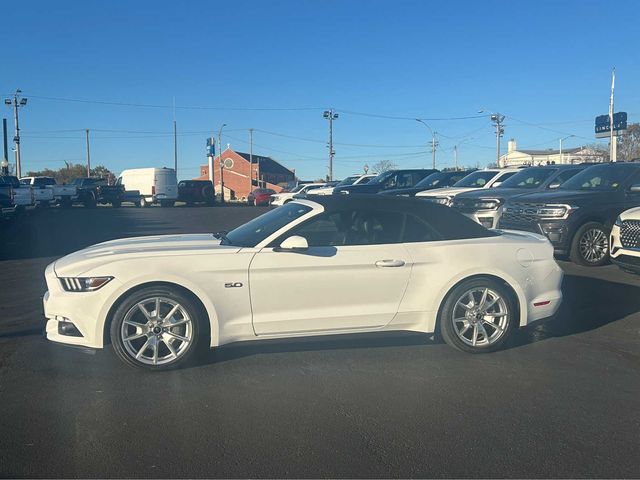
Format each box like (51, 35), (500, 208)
(618, 123), (640, 161)
(372, 160), (397, 173)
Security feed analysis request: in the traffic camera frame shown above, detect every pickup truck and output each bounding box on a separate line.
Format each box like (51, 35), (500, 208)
(20, 176), (77, 208)
(0, 181), (14, 218)
(0, 175), (34, 211)
(500, 162), (640, 266)
(72, 177), (125, 208)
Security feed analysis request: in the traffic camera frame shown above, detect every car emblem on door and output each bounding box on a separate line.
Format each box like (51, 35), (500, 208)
(225, 282), (243, 288)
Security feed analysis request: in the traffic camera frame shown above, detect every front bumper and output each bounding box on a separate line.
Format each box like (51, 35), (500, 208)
(460, 209), (501, 229)
(610, 224), (640, 274)
(43, 261), (121, 348)
(499, 218), (571, 255)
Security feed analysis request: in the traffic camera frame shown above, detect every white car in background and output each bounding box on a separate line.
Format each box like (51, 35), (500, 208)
(415, 168), (520, 206)
(43, 195), (562, 370)
(308, 174), (378, 196)
(610, 206), (640, 274)
(269, 183), (326, 206)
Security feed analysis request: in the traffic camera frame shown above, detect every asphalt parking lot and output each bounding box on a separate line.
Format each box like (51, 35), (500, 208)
(1, 206), (639, 478)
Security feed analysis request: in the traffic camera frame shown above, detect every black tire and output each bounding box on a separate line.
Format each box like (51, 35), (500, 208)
(60, 199), (73, 209)
(134, 201), (141, 208)
(110, 286), (205, 371)
(112, 201), (122, 208)
(83, 193), (97, 208)
(160, 200), (175, 208)
(569, 221), (610, 267)
(439, 277), (517, 354)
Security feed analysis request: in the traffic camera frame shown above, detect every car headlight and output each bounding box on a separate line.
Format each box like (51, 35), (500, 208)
(59, 276), (113, 292)
(472, 199), (502, 210)
(537, 204), (577, 219)
(421, 196), (451, 206)
(614, 215), (623, 227)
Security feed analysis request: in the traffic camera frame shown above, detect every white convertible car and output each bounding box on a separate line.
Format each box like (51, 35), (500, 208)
(43, 195), (563, 370)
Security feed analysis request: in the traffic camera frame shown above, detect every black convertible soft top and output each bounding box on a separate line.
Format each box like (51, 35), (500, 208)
(301, 194), (499, 240)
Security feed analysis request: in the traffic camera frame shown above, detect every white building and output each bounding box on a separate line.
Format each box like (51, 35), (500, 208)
(499, 139), (606, 168)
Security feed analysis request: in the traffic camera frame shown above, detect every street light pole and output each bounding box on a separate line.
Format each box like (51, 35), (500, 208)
(323, 110), (338, 181)
(559, 135), (574, 164)
(4, 90), (27, 178)
(249, 128), (254, 196)
(218, 123), (227, 204)
(490, 113), (505, 166)
(415, 119), (438, 169)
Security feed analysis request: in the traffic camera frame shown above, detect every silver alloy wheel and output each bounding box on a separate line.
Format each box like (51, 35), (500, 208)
(120, 296), (193, 365)
(452, 287), (509, 347)
(579, 227), (608, 263)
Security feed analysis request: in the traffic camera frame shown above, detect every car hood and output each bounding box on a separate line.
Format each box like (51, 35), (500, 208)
(505, 189), (614, 205)
(454, 188), (539, 201)
(54, 234), (239, 277)
(334, 183), (381, 194)
(620, 206), (640, 220)
(415, 186), (479, 197)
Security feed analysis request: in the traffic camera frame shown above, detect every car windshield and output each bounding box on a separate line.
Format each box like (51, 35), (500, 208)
(289, 185), (304, 193)
(415, 172), (458, 188)
(560, 164), (638, 190)
(224, 202), (313, 247)
(453, 171), (499, 188)
(499, 168), (555, 189)
(336, 176), (360, 187)
(366, 171), (395, 185)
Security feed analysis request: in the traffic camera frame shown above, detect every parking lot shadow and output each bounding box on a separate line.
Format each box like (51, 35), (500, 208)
(510, 272), (640, 348)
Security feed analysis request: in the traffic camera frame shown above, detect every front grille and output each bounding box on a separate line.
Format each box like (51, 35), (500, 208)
(452, 199), (477, 213)
(620, 220), (640, 249)
(502, 202), (546, 223)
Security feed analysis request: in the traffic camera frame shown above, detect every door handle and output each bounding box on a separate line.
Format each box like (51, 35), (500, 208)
(375, 259), (405, 267)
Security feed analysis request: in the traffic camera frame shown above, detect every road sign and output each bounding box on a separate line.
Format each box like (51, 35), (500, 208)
(595, 112), (627, 138)
(206, 137), (215, 156)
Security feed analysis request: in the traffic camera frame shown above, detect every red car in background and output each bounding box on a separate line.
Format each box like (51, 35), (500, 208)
(248, 188), (276, 206)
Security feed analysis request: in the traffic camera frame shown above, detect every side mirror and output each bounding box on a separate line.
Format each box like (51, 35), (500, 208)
(629, 184), (640, 193)
(276, 235), (308, 252)
(548, 181), (561, 189)
(491, 181), (502, 188)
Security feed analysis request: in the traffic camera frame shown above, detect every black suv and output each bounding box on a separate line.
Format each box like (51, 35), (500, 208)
(500, 162), (640, 266)
(379, 169), (476, 197)
(332, 169), (437, 195)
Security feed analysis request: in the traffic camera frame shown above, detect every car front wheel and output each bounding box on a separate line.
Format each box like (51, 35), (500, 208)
(110, 287), (203, 370)
(439, 278), (516, 353)
(570, 222), (610, 266)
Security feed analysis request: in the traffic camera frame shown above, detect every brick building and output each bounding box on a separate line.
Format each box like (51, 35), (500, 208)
(196, 147), (296, 200)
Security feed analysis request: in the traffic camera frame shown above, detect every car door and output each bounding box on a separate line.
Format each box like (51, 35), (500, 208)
(249, 208), (412, 335)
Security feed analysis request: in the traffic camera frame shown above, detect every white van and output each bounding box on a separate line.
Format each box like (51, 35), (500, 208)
(117, 168), (178, 207)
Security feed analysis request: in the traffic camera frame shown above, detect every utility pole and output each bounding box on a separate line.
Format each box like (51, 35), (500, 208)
(85, 129), (91, 177)
(490, 113), (505, 166)
(218, 124), (226, 204)
(2, 118), (9, 175)
(559, 135), (574, 164)
(173, 97), (178, 173)
(415, 119), (438, 169)
(249, 128), (254, 195)
(4, 90), (27, 178)
(323, 109), (338, 181)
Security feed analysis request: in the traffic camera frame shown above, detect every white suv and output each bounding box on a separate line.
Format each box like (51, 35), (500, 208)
(415, 169), (519, 207)
(269, 183), (326, 206)
(610, 206), (640, 274)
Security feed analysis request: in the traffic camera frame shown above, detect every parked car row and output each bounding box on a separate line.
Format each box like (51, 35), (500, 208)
(269, 163), (640, 270)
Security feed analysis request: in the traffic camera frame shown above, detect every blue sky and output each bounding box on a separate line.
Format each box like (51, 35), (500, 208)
(2, 0), (639, 180)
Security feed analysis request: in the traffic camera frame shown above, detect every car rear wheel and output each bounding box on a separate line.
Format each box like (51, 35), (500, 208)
(570, 222), (610, 267)
(439, 278), (516, 353)
(110, 287), (203, 370)
(160, 200), (175, 208)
